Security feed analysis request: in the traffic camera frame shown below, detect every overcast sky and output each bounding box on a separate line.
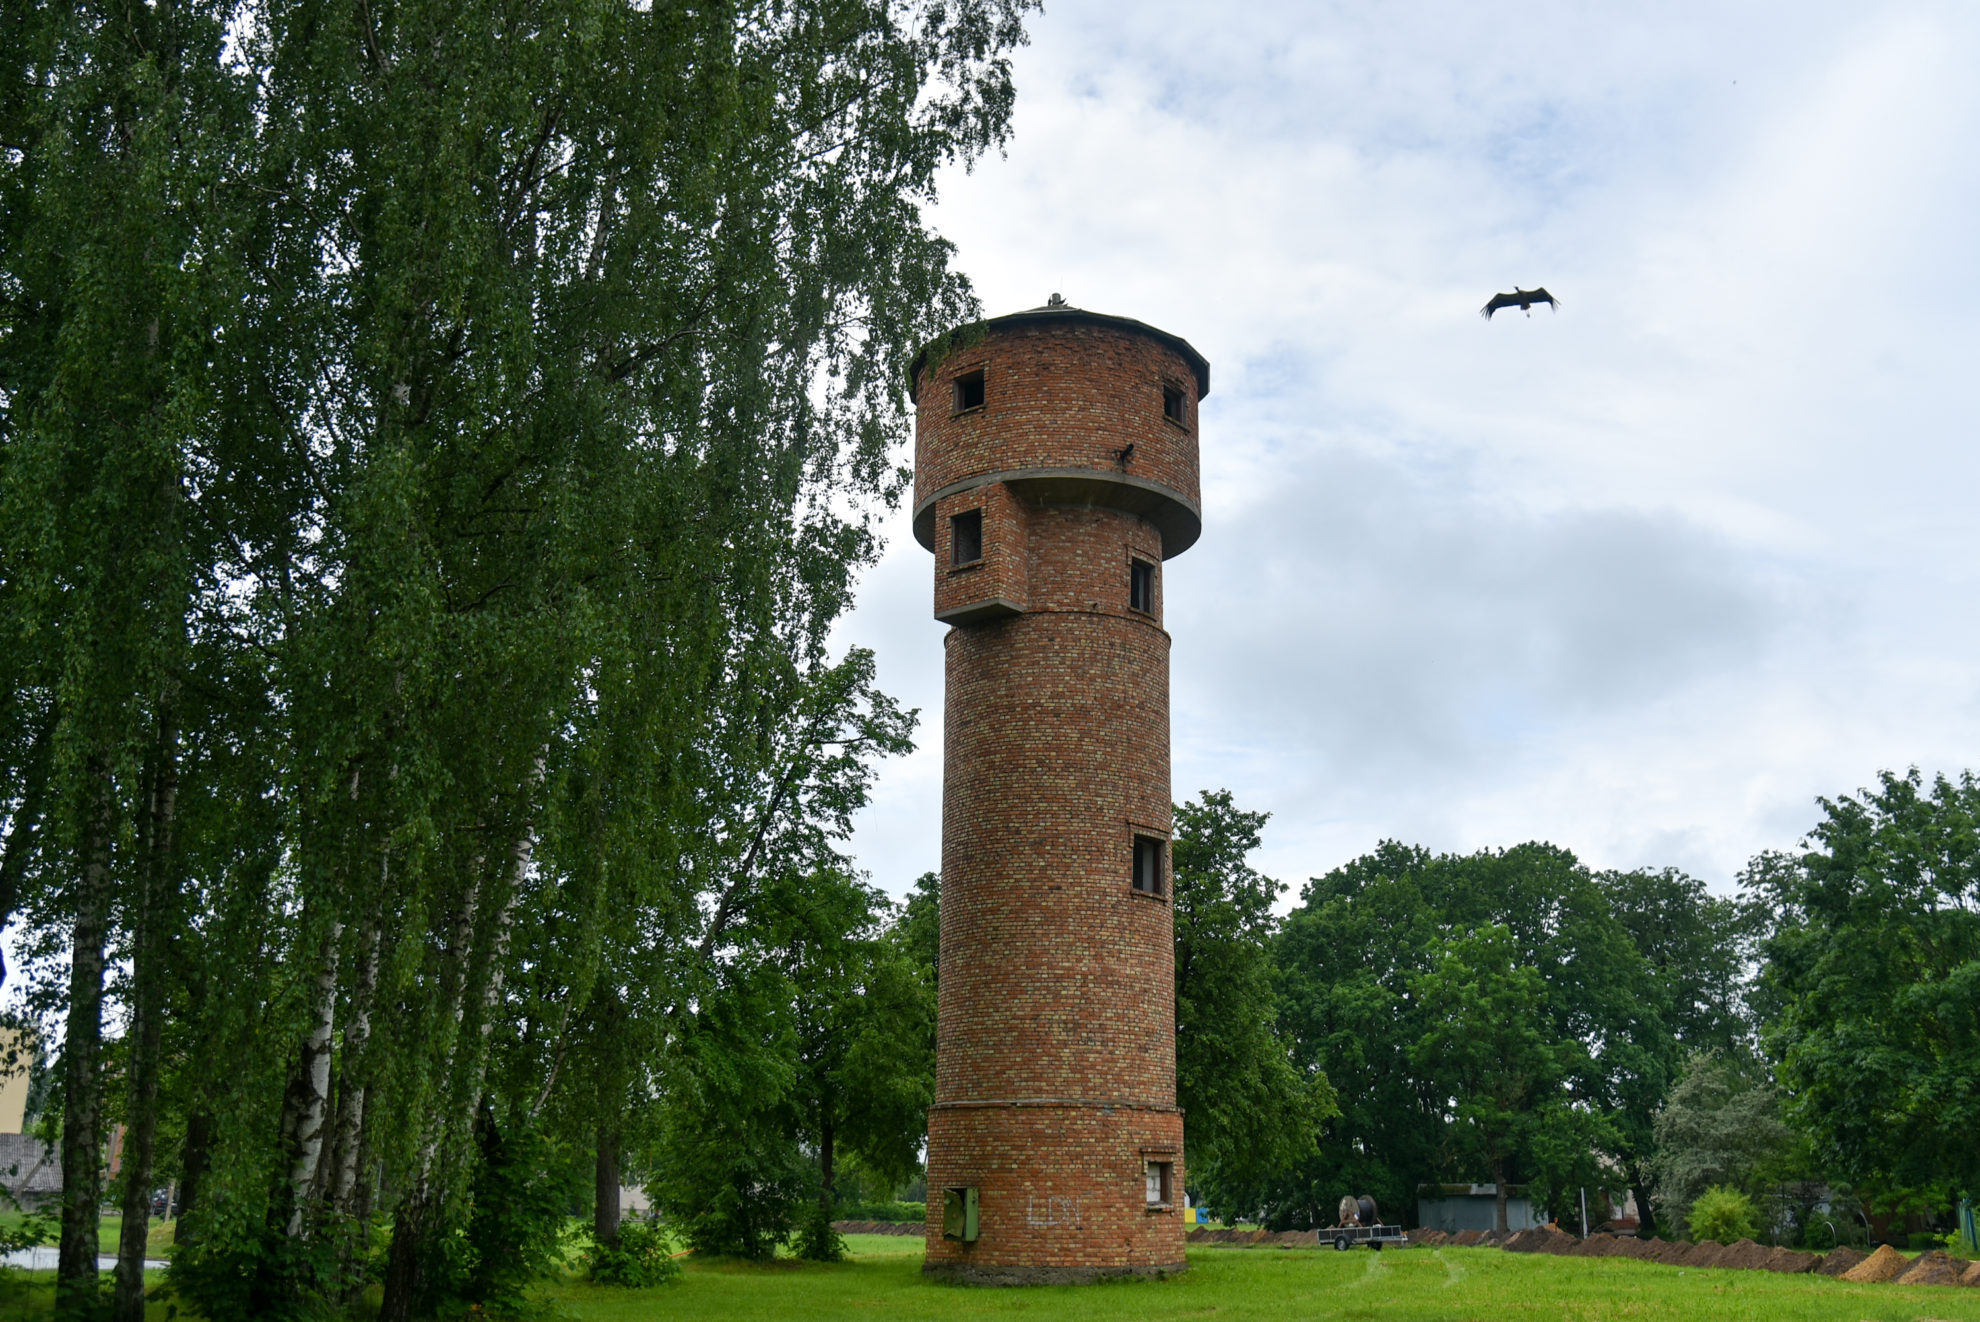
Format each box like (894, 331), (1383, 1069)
(834, 0), (1980, 902)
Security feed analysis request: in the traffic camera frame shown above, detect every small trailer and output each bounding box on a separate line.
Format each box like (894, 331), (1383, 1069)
(1327, 1223), (1410, 1251)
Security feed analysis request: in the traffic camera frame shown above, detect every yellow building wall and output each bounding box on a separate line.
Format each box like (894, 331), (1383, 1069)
(0, 1028), (33, 1133)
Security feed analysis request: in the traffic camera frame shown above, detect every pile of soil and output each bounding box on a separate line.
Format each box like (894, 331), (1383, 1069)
(1816, 1245), (1866, 1277)
(1605, 1236), (1656, 1261)
(1640, 1239), (1689, 1265)
(1839, 1244), (1909, 1283)
(1570, 1233), (1619, 1257)
(1453, 1229), (1485, 1246)
(1894, 1250), (1962, 1286)
(1501, 1229), (1543, 1253)
(1677, 1241), (1728, 1268)
(1960, 1260), (1980, 1287)
(1270, 1230), (1317, 1247)
(1413, 1229), (1448, 1246)
(1714, 1239), (1775, 1271)
(1536, 1231), (1579, 1255)
(829, 1220), (921, 1236)
(1761, 1246), (1820, 1273)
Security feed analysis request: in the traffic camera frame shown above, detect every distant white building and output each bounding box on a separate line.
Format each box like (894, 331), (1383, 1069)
(1416, 1183), (1544, 1233)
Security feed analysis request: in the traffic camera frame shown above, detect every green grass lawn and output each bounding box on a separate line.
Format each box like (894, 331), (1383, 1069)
(541, 1239), (1980, 1322)
(4, 1234), (1974, 1320)
(0, 1211), (176, 1258)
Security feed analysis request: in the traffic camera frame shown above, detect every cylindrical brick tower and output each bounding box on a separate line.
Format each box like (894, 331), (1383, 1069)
(910, 300), (1209, 1285)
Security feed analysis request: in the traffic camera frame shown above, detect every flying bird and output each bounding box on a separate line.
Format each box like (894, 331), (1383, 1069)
(1480, 287), (1561, 319)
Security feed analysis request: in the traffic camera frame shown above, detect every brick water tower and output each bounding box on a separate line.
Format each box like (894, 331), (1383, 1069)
(911, 300), (1209, 1284)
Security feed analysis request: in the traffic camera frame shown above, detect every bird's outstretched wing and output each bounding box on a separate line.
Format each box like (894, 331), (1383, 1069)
(1480, 292), (1511, 319)
(1529, 287), (1561, 311)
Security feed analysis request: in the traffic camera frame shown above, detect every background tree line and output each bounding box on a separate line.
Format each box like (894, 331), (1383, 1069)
(0, 0), (1031, 1317)
(1168, 770), (1979, 1253)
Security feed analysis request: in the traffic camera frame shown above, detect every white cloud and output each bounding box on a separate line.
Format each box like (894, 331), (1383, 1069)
(839, 0), (1980, 898)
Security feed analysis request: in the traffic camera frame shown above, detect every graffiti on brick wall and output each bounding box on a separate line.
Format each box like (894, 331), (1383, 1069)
(1027, 1193), (1084, 1229)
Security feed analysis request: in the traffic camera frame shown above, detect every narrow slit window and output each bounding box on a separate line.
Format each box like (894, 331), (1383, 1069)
(1133, 834), (1164, 896)
(954, 369), (986, 413)
(1162, 383), (1185, 424)
(951, 509), (983, 566)
(1130, 560), (1155, 613)
(1145, 1161), (1173, 1206)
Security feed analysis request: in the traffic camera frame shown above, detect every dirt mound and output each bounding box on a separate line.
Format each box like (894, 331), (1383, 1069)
(1895, 1250), (1962, 1286)
(1414, 1229), (1447, 1246)
(1604, 1236), (1654, 1260)
(1762, 1246), (1820, 1273)
(1570, 1233), (1619, 1257)
(830, 1220), (922, 1235)
(1714, 1239), (1774, 1271)
(1840, 1243), (1909, 1283)
(1677, 1241), (1727, 1267)
(1640, 1239), (1688, 1265)
(1270, 1230), (1316, 1247)
(1454, 1229), (1484, 1246)
(1502, 1229), (1548, 1253)
(1816, 1245), (1865, 1276)
(1959, 1259), (1980, 1286)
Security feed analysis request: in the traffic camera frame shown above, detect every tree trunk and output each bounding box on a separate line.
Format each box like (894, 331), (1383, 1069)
(378, 1187), (437, 1322)
(328, 915), (383, 1216)
(377, 873), (481, 1322)
(114, 713), (178, 1322)
(57, 759), (115, 1320)
(1630, 1177), (1659, 1239)
(380, 818), (532, 1322)
(275, 920), (344, 1235)
(819, 1115), (836, 1219)
(594, 1127), (621, 1247)
(174, 1109), (215, 1248)
(1492, 1157), (1509, 1234)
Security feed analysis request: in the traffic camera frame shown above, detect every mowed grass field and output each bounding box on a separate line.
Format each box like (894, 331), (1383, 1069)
(6, 1234), (1978, 1320)
(540, 1236), (1980, 1322)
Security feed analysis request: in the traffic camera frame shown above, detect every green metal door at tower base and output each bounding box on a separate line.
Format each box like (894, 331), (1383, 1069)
(943, 1186), (980, 1241)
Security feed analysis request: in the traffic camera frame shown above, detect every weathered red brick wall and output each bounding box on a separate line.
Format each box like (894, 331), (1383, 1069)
(923, 1106), (1185, 1282)
(915, 310), (1201, 1284)
(913, 321), (1202, 515)
(934, 482), (1030, 621)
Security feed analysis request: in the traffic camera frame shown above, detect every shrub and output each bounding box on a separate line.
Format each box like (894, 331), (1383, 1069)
(793, 1203), (845, 1262)
(650, 1106), (810, 1258)
(1688, 1185), (1759, 1244)
(587, 1219), (681, 1288)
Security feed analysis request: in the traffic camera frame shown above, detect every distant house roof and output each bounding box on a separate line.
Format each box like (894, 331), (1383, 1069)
(0, 1133), (60, 1197)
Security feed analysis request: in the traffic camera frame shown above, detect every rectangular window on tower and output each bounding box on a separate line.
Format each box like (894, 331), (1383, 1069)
(950, 509), (983, 566)
(1146, 1161), (1173, 1207)
(1133, 834), (1165, 897)
(953, 369), (986, 413)
(1129, 559), (1155, 613)
(1162, 383), (1185, 425)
